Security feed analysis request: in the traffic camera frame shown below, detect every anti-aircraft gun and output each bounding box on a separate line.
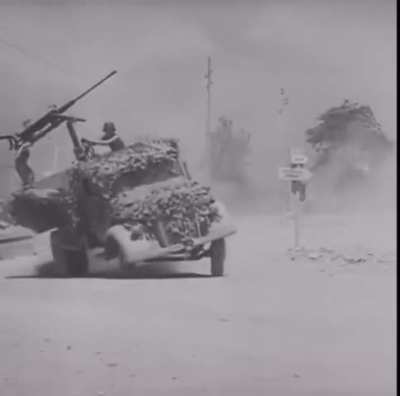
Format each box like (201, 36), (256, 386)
(0, 72), (237, 276)
(0, 70), (117, 154)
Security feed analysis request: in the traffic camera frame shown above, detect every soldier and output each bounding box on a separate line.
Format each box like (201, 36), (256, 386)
(14, 120), (35, 189)
(15, 141), (34, 189)
(81, 122), (125, 152)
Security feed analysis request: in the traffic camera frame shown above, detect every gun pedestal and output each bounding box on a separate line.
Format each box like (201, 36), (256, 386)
(65, 119), (87, 161)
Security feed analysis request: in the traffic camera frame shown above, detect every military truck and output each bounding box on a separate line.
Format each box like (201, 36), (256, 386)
(7, 138), (236, 276)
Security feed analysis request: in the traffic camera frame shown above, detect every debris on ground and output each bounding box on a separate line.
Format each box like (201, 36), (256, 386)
(287, 246), (395, 267)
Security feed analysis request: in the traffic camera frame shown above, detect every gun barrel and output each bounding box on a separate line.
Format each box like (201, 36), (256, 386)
(68, 70), (117, 105)
(17, 70), (117, 142)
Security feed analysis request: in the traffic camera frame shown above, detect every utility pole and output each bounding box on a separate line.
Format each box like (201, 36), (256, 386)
(205, 56), (213, 136)
(277, 88), (290, 211)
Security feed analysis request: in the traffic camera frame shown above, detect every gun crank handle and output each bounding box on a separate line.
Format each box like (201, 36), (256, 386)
(71, 117), (86, 123)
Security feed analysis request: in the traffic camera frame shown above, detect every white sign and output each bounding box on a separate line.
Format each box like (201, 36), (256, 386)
(278, 167), (312, 181)
(290, 153), (308, 165)
(290, 149), (308, 165)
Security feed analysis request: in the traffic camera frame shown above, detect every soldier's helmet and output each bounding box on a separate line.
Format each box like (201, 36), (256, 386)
(103, 122), (116, 132)
(102, 121), (116, 139)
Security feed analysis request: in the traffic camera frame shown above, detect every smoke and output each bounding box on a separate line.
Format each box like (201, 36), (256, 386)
(348, 151), (396, 214)
(302, 146), (396, 215)
(193, 105), (396, 216)
(0, 1), (396, 214)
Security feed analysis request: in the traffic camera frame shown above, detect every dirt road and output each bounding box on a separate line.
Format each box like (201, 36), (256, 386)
(0, 213), (396, 396)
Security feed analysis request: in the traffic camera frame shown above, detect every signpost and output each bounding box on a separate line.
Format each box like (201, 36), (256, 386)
(290, 148), (308, 165)
(279, 150), (312, 249)
(278, 167), (312, 182)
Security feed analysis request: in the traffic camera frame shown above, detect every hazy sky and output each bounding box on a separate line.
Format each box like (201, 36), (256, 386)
(0, 0), (396, 184)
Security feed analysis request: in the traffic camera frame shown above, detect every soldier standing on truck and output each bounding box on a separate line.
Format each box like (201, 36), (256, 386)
(81, 122), (125, 152)
(14, 120), (35, 189)
(15, 142), (34, 189)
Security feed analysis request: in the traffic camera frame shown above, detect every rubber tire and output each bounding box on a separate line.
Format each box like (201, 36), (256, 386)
(50, 230), (88, 277)
(210, 238), (226, 277)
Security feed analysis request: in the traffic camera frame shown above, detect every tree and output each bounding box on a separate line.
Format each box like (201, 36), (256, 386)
(208, 116), (251, 183)
(306, 100), (392, 151)
(304, 100), (394, 202)
(306, 100), (392, 172)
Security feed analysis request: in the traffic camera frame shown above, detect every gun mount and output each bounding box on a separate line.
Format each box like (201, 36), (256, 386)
(0, 70), (117, 151)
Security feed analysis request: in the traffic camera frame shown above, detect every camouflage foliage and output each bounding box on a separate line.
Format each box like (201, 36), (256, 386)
(7, 188), (76, 232)
(7, 138), (221, 245)
(69, 138), (180, 199)
(111, 180), (220, 245)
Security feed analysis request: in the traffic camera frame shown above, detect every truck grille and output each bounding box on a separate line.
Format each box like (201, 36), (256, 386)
(155, 217), (209, 247)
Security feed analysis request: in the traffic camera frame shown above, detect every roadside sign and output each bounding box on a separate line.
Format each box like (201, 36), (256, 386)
(278, 167), (312, 181)
(290, 149), (308, 165)
(279, 150), (312, 249)
(290, 153), (308, 165)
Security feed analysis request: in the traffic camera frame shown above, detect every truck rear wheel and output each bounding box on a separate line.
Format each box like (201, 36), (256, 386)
(50, 229), (88, 277)
(210, 238), (226, 277)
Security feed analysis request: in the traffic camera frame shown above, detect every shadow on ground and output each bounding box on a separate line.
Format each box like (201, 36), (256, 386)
(6, 260), (212, 280)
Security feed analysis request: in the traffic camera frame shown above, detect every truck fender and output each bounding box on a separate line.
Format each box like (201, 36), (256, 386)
(105, 225), (154, 264)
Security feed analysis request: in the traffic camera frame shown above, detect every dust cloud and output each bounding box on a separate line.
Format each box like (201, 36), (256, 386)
(0, 1), (396, 217)
(0, 4), (396, 396)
